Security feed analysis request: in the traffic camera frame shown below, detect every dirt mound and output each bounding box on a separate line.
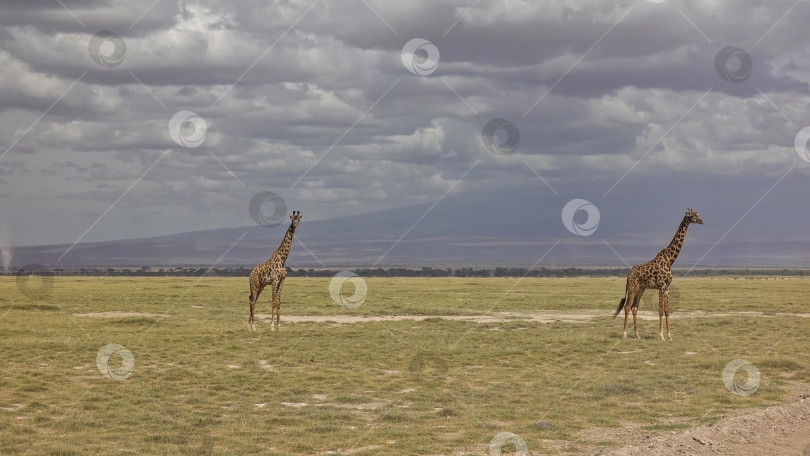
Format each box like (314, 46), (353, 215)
(599, 395), (810, 455)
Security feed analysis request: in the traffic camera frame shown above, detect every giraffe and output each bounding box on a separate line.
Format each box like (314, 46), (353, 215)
(612, 209), (703, 340)
(247, 211), (302, 331)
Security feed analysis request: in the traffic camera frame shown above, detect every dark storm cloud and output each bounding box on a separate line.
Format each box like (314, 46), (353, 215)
(0, 0), (809, 249)
(0, 0), (177, 34)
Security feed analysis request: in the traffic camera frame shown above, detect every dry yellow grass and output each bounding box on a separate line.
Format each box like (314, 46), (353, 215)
(0, 276), (807, 455)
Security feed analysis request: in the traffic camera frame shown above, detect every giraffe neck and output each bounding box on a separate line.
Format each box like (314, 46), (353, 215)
(660, 215), (689, 266)
(272, 222), (297, 264)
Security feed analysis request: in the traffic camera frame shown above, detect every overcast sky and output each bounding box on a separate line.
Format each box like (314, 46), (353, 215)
(1, 0), (809, 253)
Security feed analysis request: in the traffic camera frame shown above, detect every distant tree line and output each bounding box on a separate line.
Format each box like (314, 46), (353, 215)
(4, 265), (810, 278)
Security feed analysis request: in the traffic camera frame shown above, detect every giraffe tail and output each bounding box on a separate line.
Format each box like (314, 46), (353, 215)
(613, 298), (626, 319)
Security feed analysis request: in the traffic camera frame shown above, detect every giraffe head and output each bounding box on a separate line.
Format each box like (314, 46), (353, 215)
(685, 208), (703, 225)
(290, 211), (303, 227)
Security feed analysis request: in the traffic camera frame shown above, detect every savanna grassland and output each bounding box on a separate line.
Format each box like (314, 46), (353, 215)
(0, 276), (808, 455)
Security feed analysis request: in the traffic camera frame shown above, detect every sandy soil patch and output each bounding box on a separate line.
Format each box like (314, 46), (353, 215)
(324, 444), (383, 455)
(255, 310), (810, 325)
(279, 401), (387, 410)
(257, 311), (595, 325)
(74, 312), (167, 318)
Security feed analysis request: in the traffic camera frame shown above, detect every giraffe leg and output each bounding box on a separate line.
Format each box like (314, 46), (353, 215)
(623, 289), (636, 339)
(273, 277), (285, 330)
(271, 292), (278, 330)
(248, 281), (255, 325)
(269, 278), (281, 331)
(248, 283), (263, 331)
(269, 295), (276, 332)
(248, 299), (255, 331)
(664, 288), (671, 341)
(658, 288), (666, 341)
(632, 288), (644, 339)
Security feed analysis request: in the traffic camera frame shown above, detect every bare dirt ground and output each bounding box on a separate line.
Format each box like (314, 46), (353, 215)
(594, 383), (810, 456)
(74, 311), (167, 317)
(73, 310), (810, 323)
(254, 310), (810, 325)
